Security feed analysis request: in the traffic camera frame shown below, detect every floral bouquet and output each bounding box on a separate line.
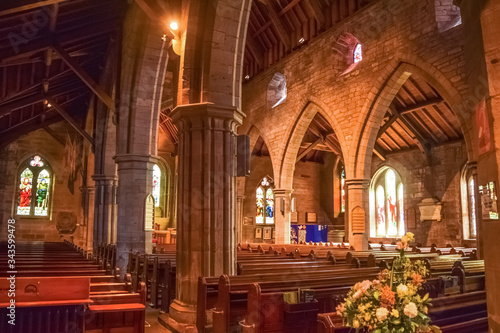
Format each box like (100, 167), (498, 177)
(336, 233), (442, 333)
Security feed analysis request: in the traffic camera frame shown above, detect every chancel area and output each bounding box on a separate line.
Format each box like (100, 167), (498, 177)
(0, 0), (499, 332)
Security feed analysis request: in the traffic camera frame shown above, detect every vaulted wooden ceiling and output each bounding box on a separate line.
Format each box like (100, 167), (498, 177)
(0, 0), (125, 146)
(374, 73), (463, 162)
(244, 0), (374, 79)
(296, 112), (343, 164)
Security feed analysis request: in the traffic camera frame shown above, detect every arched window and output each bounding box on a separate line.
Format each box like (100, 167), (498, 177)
(256, 176), (274, 224)
(16, 155), (52, 217)
(340, 166), (346, 213)
(370, 167), (404, 237)
(152, 164), (162, 207)
(461, 165), (477, 240)
(151, 162), (172, 219)
(353, 43), (362, 64)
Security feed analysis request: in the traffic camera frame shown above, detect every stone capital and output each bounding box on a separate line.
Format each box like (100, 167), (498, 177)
(171, 103), (246, 131)
(273, 188), (294, 197)
(92, 174), (118, 183)
(113, 154), (159, 171)
(344, 178), (370, 190)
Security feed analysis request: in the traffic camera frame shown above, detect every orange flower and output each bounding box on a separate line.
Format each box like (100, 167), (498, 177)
(411, 273), (423, 286)
(380, 285), (396, 308)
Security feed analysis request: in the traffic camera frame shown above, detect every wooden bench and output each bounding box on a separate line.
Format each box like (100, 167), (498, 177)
(0, 276), (92, 333)
(213, 269), (381, 333)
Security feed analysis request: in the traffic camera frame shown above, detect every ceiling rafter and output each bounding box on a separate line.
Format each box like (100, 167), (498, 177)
(52, 42), (115, 111)
(303, 0), (325, 28)
(297, 137), (323, 162)
(258, 0), (291, 49)
(0, 0), (68, 16)
(45, 95), (94, 146)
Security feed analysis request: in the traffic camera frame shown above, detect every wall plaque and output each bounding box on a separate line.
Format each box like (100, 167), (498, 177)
(479, 181), (499, 220)
(417, 198), (442, 222)
(351, 207), (365, 234)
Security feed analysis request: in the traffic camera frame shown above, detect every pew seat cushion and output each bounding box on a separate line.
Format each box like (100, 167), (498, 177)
(88, 303), (145, 312)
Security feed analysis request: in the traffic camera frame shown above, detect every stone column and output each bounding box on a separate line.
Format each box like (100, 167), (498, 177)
(114, 154), (158, 275)
(236, 195), (246, 244)
(168, 103), (244, 330)
(80, 185), (95, 252)
(345, 179), (370, 251)
(92, 175), (118, 250)
(274, 189), (293, 244)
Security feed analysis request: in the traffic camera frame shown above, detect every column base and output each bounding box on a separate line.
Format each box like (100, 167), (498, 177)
(350, 234), (369, 251)
(164, 300), (199, 332)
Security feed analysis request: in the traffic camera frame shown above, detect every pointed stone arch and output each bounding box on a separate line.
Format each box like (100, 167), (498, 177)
(279, 98), (347, 190)
(350, 59), (475, 180)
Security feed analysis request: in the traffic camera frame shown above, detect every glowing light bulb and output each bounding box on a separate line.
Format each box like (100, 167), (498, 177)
(170, 21), (178, 31)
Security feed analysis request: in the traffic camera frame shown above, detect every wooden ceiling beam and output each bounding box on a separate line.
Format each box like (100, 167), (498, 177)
(377, 114), (398, 138)
(134, 0), (175, 40)
(260, 0), (291, 49)
(297, 137), (323, 162)
(303, 0), (325, 28)
(246, 36), (264, 68)
(397, 97), (444, 115)
(45, 95), (94, 146)
(373, 144), (386, 161)
(0, 93), (44, 117)
(0, 19), (119, 63)
(0, 0), (69, 17)
(52, 42), (115, 111)
(389, 105), (431, 164)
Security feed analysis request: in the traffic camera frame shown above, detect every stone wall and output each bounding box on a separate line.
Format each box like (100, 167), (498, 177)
(370, 141), (468, 246)
(240, 0), (472, 245)
(0, 125), (87, 244)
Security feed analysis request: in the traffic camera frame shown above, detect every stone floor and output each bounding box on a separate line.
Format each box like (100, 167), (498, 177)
(145, 308), (172, 332)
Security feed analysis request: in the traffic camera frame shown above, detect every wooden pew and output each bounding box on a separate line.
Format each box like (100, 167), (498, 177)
(214, 269), (381, 333)
(0, 276), (92, 333)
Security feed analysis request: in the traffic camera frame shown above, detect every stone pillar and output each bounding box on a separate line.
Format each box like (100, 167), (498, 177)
(236, 195), (246, 244)
(168, 103), (244, 330)
(114, 154), (158, 276)
(92, 175), (118, 250)
(345, 179), (370, 251)
(274, 189), (293, 244)
(81, 185), (95, 252)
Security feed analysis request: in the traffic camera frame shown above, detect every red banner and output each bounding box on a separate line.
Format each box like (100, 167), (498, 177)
(477, 98), (491, 155)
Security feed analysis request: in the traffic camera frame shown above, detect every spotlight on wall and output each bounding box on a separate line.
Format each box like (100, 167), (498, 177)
(170, 21), (179, 31)
(298, 37), (305, 44)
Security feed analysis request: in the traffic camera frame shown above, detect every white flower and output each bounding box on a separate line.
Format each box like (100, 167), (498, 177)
(397, 284), (408, 297)
(404, 302), (418, 318)
(376, 307), (389, 321)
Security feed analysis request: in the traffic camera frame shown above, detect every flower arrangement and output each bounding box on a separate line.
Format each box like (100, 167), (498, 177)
(336, 233), (442, 333)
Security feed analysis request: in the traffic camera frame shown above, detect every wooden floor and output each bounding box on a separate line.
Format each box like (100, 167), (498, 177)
(146, 308), (172, 332)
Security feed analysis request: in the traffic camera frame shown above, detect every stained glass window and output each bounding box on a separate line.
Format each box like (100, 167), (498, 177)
(341, 168), (346, 213)
(16, 155), (52, 217)
(398, 184), (405, 237)
(152, 164), (161, 207)
(256, 177), (274, 225)
(353, 44), (362, 64)
(372, 167), (404, 237)
(386, 170), (397, 236)
(376, 185), (386, 235)
(17, 168), (33, 216)
(469, 177), (477, 238)
(256, 187), (264, 224)
(266, 188), (274, 224)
